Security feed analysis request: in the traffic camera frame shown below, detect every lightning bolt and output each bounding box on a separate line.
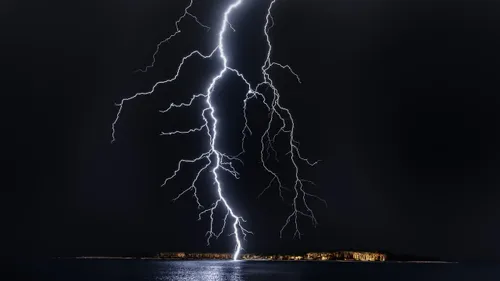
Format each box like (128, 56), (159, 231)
(111, 0), (325, 260)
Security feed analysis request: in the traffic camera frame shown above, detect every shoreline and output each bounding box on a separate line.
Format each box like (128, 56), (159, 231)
(57, 257), (457, 264)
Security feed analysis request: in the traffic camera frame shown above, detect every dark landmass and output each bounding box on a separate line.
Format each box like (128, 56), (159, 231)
(60, 251), (455, 263)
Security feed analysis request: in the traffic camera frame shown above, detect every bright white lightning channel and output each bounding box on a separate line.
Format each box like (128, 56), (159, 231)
(111, 0), (325, 260)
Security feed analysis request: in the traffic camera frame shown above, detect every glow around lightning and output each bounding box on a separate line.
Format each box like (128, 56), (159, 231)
(112, 0), (325, 260)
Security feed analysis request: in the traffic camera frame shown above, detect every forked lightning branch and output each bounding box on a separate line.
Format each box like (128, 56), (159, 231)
(111, 0), (326, 260)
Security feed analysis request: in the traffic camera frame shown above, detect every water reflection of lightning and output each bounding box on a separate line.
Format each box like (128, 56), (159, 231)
(111, 0), (325, 260)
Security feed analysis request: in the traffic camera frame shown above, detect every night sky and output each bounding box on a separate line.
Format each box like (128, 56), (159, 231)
(8, 0), (500, 262)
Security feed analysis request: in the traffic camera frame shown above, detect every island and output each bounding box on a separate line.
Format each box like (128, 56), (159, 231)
(71, 251), (451, 263)
(153, 251), (387, 261)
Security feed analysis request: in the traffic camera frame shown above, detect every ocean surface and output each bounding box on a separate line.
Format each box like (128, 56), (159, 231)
(18, 260), (500, 281)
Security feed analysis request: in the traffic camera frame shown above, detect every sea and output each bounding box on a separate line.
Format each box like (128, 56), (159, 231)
(17, 259), (500, 281)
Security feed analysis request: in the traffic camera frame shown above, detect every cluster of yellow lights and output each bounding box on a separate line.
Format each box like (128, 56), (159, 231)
(157, 252), (387, 261)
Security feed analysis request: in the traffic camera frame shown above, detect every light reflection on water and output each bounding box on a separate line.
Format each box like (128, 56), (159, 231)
(145, 260), (500, 281)
(23, 259), (500, 281)
(154, 261), (243, 281)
